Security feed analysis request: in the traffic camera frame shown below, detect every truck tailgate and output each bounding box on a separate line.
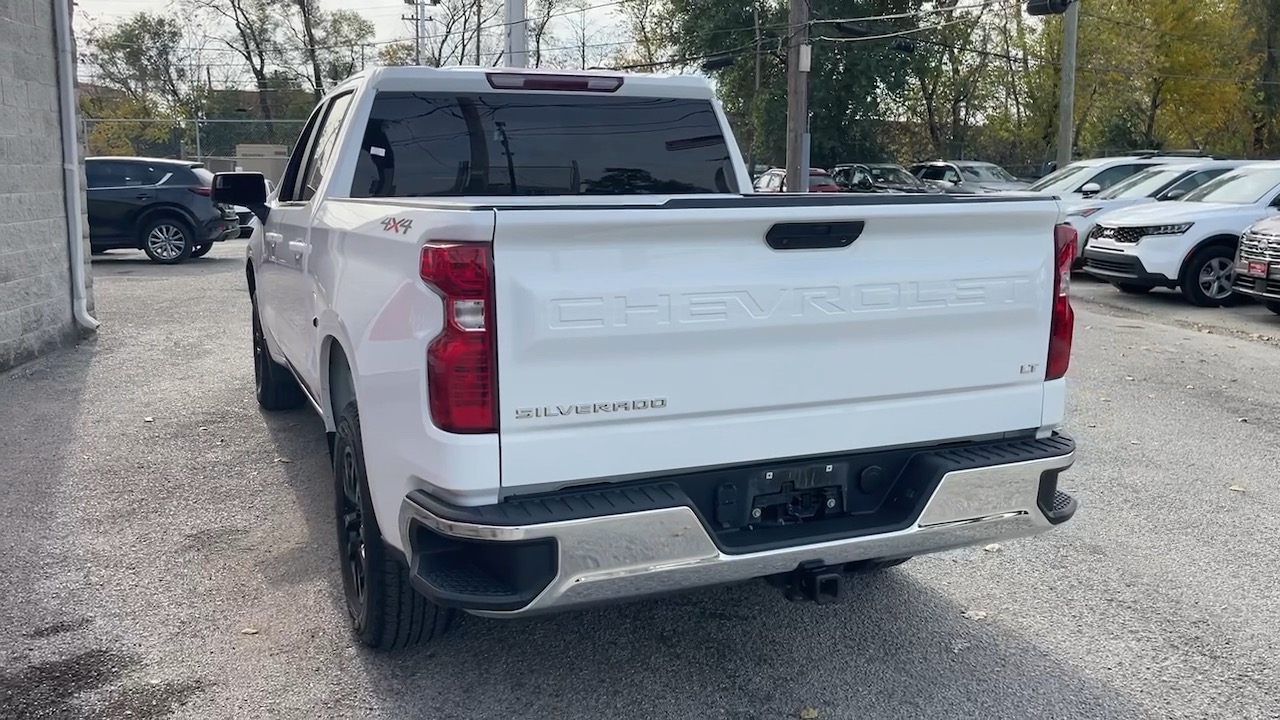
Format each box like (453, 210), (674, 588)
(491, 197), (1062, 492)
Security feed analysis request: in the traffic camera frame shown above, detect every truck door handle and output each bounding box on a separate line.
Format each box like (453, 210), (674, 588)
(765, 221), (865, 250)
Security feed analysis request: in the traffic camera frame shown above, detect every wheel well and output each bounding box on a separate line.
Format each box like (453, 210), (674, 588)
(327, 340), (355, 427)
(135, 206), (196, 240)
(1180, 234), (1239, 279)
(246, 262), (256, 296)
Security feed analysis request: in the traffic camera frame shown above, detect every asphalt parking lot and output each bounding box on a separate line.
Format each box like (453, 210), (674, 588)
(2, 241), (1279, 719)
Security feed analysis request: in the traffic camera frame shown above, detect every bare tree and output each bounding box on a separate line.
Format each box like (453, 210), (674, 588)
(528, 0), (563, 68)
(192, 0), (286, 123)
(560, 0), (612, 69)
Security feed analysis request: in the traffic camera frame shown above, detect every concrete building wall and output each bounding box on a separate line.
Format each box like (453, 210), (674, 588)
(0, 0), (93, 370)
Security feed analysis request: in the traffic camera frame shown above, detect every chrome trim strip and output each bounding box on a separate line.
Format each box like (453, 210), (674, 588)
(399, 451), (1075, 618)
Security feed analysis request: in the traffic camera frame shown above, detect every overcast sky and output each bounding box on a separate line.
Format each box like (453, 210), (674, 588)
(75, 0), (626, 68)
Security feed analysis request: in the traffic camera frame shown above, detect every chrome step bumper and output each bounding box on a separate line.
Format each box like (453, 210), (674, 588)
(399, 445), (1076, 618)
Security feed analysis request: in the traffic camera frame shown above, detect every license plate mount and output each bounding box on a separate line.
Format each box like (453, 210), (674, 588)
(1247, 260), (1269, 278)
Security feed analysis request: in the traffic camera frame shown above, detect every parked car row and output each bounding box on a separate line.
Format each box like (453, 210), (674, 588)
(1075, 160), (1280, 308)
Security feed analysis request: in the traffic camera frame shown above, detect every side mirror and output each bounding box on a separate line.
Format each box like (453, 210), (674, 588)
(1079, 182), (1102, 197)
(1163, 188), (1187, 201)
(213, 172), (269, 222)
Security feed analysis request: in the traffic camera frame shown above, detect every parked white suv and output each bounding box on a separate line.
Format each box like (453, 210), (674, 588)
(1066, 160), (1251, 266)
(1080, 161), (1280, 305)
(1028, 153), (1213, 203)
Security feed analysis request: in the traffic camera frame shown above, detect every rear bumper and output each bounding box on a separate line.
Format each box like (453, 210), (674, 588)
(398, 434), (1077, 618)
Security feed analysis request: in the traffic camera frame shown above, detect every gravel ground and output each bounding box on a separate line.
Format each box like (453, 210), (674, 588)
(1, 245), (1278, 720)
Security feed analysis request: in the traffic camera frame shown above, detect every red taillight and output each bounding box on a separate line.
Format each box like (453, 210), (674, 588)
(1047, 223), (1077, 381)
(421, 242), (497, 433)
(191, 186), (212, 196)
(486, 72), (623, 92)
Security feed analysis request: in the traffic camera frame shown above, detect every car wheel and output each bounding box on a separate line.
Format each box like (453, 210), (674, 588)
(1180, 245), (1237, 307)
(1266, 300), (1280, 316)
(334, 399), (454, 650)
(140, 217), (194, 264)
(191, 243), (213, 258)
(251, 298), (305, 411)
(1112, 282), (1152, 295)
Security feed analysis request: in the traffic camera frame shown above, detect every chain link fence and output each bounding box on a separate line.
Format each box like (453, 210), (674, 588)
(83, 118), (307, 177)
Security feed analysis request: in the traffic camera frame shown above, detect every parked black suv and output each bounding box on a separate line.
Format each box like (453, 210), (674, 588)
(86, 156), (240, 264)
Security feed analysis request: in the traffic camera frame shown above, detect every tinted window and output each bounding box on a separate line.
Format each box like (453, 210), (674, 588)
(1086, 163), (1150, 191)
(1162, 168), (1228, 197)
(868, 165), (919, 186)
(1095, 167), (1184, 199)
(1183, 168), (1280, 204)
(85, 160), (161, 188)
(300, 93), (354, 202)
(918, 165), (954, 181)
(278, 102), (330, 202)
(1028, 163), (1092, 192)
(352, 92), (737, 197)
(809, 174), (838, 189)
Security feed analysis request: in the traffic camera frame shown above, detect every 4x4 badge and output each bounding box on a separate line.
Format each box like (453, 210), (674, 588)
(381, 217), (413, 235)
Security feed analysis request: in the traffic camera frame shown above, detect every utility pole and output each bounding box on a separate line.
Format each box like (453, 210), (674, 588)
(745, 2), (762, 176)
(1055, 0), (1078, 168)
(402, 0), (428, 65)
(784, 0), (810, 193)
(476, 0), (483, 64)
(505, 0), (527, 67)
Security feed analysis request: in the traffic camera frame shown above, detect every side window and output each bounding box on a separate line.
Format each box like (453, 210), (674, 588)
(133, 164), (168, 186)
(1168, 169), (1226, 195)
(298, 93), (355, 202)
(85, 161), (113, 189)
(278, 103), (331, 203)
(1087, 164), (1148, 191)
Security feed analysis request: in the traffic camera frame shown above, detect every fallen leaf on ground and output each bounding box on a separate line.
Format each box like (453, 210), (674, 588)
(274, 457), (292, 464)
(961, 610), (988, 621)
(983, 543), (1001, 552)
(1229, 485), (1247, 493)
(240, 628), (259, 635)
(799, 707), (820, 720)
(1124, 376), (1135, 381)
(143, 417), (154, 423)
(1238, 418), (1249, 423)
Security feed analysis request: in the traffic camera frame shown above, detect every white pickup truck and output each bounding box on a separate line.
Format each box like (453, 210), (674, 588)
(213, 66), (1080, 651)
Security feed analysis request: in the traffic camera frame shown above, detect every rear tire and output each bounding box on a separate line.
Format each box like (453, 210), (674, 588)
(334, 400), (454, 650)
(1112, 282), (1152, 295)
(140, 217), (194, 264)
(1266, 300), (1280, 316)
(1180, 245), (1237, 307)
(191, 243), (213, 258)
(251, 298), (305, 411)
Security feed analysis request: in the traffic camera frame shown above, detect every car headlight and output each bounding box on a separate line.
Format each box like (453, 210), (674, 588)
(1145, 223), (1193, 235)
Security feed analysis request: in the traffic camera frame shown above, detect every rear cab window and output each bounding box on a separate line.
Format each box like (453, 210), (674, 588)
(351, 91), (738, 197)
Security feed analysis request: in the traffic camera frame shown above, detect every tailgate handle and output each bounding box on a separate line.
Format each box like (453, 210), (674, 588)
(765, 221), (865, 250)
